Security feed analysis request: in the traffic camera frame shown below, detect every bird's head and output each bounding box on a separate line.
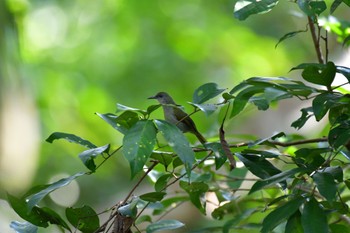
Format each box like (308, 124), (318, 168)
(148, 92), (176, 104)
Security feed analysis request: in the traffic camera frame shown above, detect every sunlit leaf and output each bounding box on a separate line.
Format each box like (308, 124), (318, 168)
(123, 120), (157, 178)
(189, 102), (217, 116)
(46, 132), (96, 149)
(66, 205), (99, 233)
(155, 120), (195, 178)
(192, 82), (225, 104)
(26, 172), (85, 211)
(261, 196), (305, 233)
(146, 220), (184, 233)
(10, 221), (38, 233)
(96, 111), (140, 134)
(234, 0), (279, 20)
(301, 197), (328, 233)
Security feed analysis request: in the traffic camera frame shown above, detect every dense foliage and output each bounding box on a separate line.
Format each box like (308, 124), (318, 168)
(7, 1), (350, 233)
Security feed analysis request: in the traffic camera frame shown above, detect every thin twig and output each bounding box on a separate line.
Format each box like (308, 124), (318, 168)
(308, 16), (324, 64)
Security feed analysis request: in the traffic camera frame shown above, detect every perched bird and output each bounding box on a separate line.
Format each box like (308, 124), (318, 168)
(148, 92), (206, 144)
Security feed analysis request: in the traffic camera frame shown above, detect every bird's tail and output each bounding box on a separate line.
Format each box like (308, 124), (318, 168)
(194, 130), (207, 144)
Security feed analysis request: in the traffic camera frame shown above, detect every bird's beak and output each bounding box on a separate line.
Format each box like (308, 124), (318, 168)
(148, 95), (157, 99)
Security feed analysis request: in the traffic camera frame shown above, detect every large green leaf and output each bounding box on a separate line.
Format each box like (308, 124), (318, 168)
(312, 92), (343, 121)
(66, 205), (99, 233)
(301, 62), (336, 87)
(8, 194), (71, 230)
(231, 86), (265, 117)
(192, 82), (225, 104)
(285, 211), (303, 233)
(261, 196), (305, 233)
(46, 132), (96, 149)
(234, 0), (279, 21)
(249, 168), (306, 194)
(154, 120), (195, 177)
(313, 172), (337, 202)
(301, 197), (329, 233)
(146, 220), (184, 233)
(26, 172), (85, 211)
(328, 121), (350, 149)
(123, 120), (157, 178)
(78, 144), (110, 172)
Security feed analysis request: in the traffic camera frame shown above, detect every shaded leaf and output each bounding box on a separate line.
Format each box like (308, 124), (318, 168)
(261, 196), (305, 233)
(154, 174), (172, 192)
(285, 211), (303, 233)
(180, 181), (208, 214)
(140, 192), (166, 202)
(192, 82), (225, 104)
(155, 120), (195, 178)
(78, 144), (110, 172)
(123, 120), (157, 178)
(66, 205), (99, 233)
(291, 107), (313, 129)
(301, 197), (328, 233)
(96, 111), (139, 134)
(204, 142), (227, 170)
(249, 168), (306, 194)
(146, 220), (184, 233)
(301, 62), (336, 87)
(313, 172), (337, 201)
(46, 132), (96, 149)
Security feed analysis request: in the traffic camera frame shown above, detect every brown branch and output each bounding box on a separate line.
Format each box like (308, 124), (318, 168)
(308, 16), (324, 64)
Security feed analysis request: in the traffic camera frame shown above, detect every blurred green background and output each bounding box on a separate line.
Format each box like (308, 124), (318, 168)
(1, 0), (349, 232)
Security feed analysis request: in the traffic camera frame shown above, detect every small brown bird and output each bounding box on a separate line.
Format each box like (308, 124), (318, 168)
(148, 92), (206, 144)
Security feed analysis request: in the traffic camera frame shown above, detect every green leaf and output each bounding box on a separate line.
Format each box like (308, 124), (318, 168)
(312, 92), (343, 121)
(116, 103), (147, 115)
(301, 62), (336, 87)
(180, 181), (208, 214)
(249, 168), (306, 194)
(205, 142), (228, 169)
(140, 192), (166, 202)
(154, 174), (172, 192)
(313, 172), (337, 202)
(233, 0), (279, 21)
(26, 172), (85, 211)
(336, 66), (350, 82)
(146, 220), (185, 233)
(96, 111), (139, 134)
(117, 199), (138, 217)
(222, 209), (257, 233)
(7, 194), (48, 227)
(291, 107), (313, 129)
(153, 196), (189, 215)
(154, 120), (195, 178)
(231, 86), (265, 117)
(192, 82), (225, 104)
(10, 221), (38, 233)
(150, 152), (173, 169)
(123, 120), (157, 178)
(188, 102), (217, 116)
(78, 144), (110, 172)
(66, 205), (99, 233)
(275, 29), (307, 48)
(261, 196), (305, 233)
(46, 132), (96, 149)
(285, 211), (303, 233)
(329, 121), (350, 149)
(8, 194), (71, 230)
(297, 0), (326, 16)
(301, 197), (328, 233)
